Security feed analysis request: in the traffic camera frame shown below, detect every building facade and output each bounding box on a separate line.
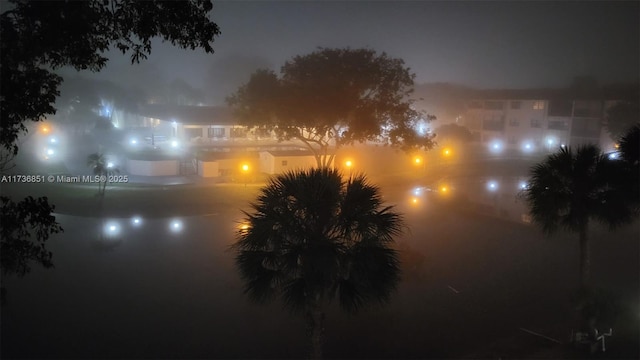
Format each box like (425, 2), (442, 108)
(463, 89), (623, 152)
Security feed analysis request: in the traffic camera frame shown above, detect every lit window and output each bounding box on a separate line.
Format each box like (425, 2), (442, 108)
(533, 101), (545, 110)
(208, 128), (225, 138)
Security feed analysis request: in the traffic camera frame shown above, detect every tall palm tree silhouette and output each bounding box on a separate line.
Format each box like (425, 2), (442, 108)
(233, 167), (403, 359)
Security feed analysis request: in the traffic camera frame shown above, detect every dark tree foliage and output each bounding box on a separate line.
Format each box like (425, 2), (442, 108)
(0, 196), (63, 276)
(0, 0), (219, 278)
(605, 100), (640, 141)
(233, 168), (403, 358)
(1, 0), (220, 156)
(228, 48), (436, 167)
(616, 124), (640, 213)
(524, 145), (635, 287)
(618, 124), (639, 167)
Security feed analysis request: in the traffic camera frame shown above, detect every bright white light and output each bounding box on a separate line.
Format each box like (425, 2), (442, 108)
(171, 140), (179, 148)
(414, 119), (430, 136)
(560, 143), (566, 148)
(130, 138), (138, 145)
(487, 180), (499, 191)
(521, 141), (534, 153)
(107, 162), (114, 168)
(489, 140), (503, 154)
(170, 219), (183, 233)
(131, 216), (142, 226)
(546, 138), (554, 146)
(104, 221), (121, 237)
(47, 148), (54, 155)
(49, 137), (57, 144)
(519, 181), (528, 190)
(413, 187), (422, 196)
(608, 152), (619, 160)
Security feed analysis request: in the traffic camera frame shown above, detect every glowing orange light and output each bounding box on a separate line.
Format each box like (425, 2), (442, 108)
(345, 160), (352, 168)
(241, 164), (249, 172)
(40, 125), (50, 133)
(443, 148), (451, 156)
(414, 157), (421, 164)
(440, 186), (448, 193)
(411, 197), (419, 204)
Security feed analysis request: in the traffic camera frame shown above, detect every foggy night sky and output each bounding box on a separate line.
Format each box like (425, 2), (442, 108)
(71, 1), (639, 104)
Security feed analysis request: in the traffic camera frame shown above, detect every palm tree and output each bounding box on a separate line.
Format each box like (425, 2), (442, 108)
(233, 167), (403, 359)
(617, 124), (639, 213)
(87, 152), (106, 195)
(524, 145), (634, 288)
(87, 153), (119, 196)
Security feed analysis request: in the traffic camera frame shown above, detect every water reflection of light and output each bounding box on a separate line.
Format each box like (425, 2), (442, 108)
(131, 216), (142, 226)
(170, 219), (183, 233)
(103, 221), (121, 237)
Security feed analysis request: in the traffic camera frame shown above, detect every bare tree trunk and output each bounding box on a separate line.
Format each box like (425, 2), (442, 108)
(579, 220), (590, 288)
(306, 305), (325, 359)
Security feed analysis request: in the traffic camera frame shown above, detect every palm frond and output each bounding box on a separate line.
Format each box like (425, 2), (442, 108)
(232, 167), (403, 315)
(525, 144), (637, 235)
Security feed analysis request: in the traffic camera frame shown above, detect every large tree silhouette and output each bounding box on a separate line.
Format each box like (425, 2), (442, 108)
(228, 48), (436, 167)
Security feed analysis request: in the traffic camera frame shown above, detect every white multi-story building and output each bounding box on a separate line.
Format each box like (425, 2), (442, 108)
(463, 89), (621, 152)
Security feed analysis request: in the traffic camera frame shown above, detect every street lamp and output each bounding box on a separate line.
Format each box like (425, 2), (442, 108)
(241, 163), (249, 187)
(345, 160), (353, 177)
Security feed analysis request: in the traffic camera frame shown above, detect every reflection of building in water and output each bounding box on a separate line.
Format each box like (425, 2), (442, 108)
(453, 176), (531, 224)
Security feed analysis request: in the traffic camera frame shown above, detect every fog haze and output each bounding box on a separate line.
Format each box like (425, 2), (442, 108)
(62, 1), (639, 103)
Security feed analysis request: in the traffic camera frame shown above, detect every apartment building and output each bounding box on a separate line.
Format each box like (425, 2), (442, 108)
(463, 89), (618, 152)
